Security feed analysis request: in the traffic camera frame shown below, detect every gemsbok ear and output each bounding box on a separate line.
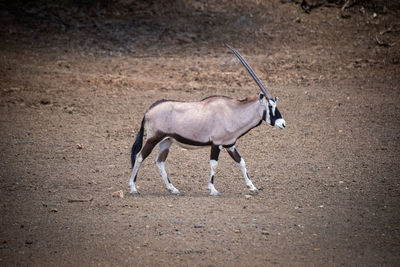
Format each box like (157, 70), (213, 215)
(258, 92), (265, 100)
(274, 96), (279, 102)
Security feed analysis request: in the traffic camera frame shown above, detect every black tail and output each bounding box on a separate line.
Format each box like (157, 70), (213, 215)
(131, 118), (145, 169)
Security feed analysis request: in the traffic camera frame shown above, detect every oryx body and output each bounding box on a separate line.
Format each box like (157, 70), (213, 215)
(129, 45), (286, 195)
(147, 96), (265, 146)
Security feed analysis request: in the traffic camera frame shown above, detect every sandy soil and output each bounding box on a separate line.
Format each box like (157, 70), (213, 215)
(1, 1), (399, 266)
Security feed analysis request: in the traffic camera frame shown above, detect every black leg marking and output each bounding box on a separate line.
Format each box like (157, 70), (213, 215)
(227, 147), (241, 163)
(156, 148), (171, 183)
(208, 145), (221, 195)
(157, 149), (169, 163)
(141, 140), (159, 161)
(210, 145), (221, 161)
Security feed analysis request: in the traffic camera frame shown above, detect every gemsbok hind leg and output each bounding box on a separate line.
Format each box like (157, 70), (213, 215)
(226, 146), (259, 194)
(156, 139), (180, 194)
(129, 137), (160, 194)
(208, 145), (222, 196)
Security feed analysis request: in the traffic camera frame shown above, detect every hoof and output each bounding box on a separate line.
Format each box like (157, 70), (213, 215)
(250, 188), (259, 194)
(130, 190), (140, 195)
(210, 191), (221, 196)
(168, 187), (180, 195)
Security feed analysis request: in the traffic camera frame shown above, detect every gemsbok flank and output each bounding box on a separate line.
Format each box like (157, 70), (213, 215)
(129, 44), (286, 195)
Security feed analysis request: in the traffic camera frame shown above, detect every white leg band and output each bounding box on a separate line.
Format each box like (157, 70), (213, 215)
(208, 160), (220, 195)
(238, 158), (258, 193)
(129, 155), (143, 194)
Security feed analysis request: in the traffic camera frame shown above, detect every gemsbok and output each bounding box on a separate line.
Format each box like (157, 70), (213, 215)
(129, 44), (285, 195)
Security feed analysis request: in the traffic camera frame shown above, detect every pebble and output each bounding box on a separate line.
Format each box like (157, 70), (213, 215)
(40, 99), (50, 105)
(261, 231), (270, 236)
(112, 190), (124, 198)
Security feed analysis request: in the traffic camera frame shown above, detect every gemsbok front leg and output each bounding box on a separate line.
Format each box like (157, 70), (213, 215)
(226, 146), (259, 194)
(208, 145), (222, 196)
(156, 139), (180, 194)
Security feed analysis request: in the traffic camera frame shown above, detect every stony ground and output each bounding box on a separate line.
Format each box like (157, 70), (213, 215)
(0, 1), (399, 266)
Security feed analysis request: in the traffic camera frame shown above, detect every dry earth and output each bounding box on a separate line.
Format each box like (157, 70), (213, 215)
(0, 1), (399, 266)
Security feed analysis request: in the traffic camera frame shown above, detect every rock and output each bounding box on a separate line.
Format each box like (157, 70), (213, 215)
(40, 99), (50, 105)
(194, 224), (204, 229)
(245, 195), (252, 199)
(112, 190), (124, 198)
(261, 230), (270, 236)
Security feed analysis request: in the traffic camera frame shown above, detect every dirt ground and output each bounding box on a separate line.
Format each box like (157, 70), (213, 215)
(1, 0), (399, 266)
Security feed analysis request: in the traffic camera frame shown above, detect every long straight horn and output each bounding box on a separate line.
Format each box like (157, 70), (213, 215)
(225, 44), (272, 100)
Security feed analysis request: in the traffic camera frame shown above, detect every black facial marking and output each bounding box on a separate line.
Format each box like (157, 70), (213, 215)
(269, 105), (282, 126)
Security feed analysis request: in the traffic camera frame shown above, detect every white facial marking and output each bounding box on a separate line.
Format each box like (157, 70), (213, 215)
(269, 99), (277, 116)
(275, 118), (286, 129)
(265, 107), (271, 124)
